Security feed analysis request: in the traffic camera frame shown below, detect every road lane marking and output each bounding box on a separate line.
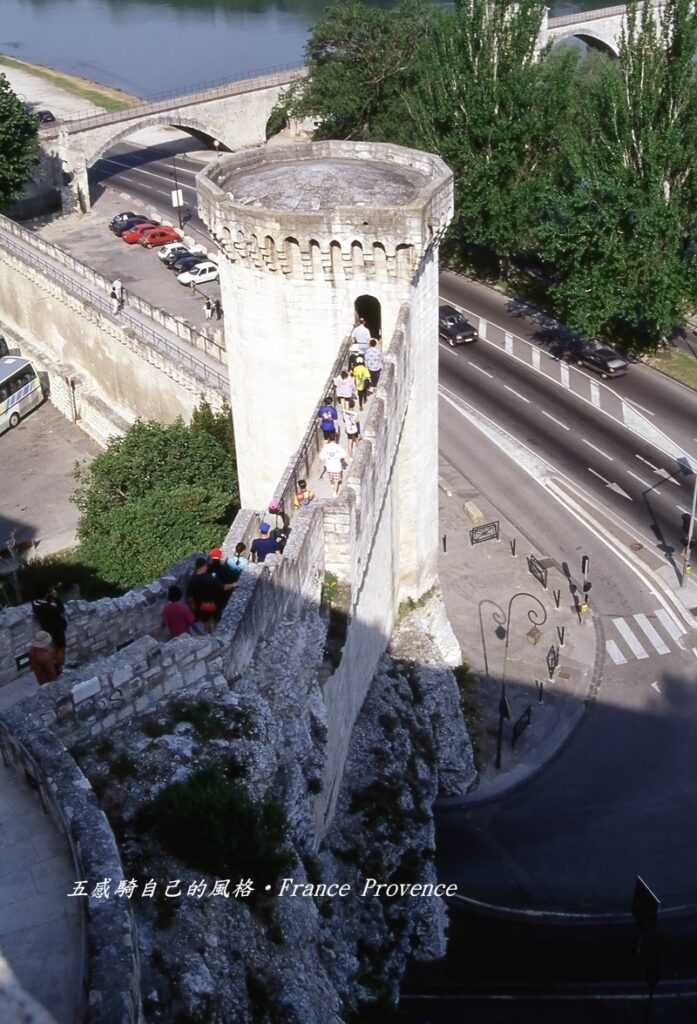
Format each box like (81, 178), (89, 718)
(582, 439), (613, 460)
(503, 384), (530, 402)
(692, 647), (697, 660)
(588, 467), (610, 484)
(634, 614), (670, 655)
(636, 454), (659, 471)
(655, 608), (686, 649)
(635, 453), (681, 485)
(541, 410), (570, 431)
(651, 681), (662, 694)
(613, 618), (649, 659)
(626, 470), (651, 488)
(99, 156), (197, 192)
(676, 504), (690, 515)
(626, 398), (656, 417)
(606, 640), (627, 665)
(466, 361), (493, 378)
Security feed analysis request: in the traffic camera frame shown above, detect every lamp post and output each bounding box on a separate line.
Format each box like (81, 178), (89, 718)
(479, 593), (548, 771)
(681, 470), (697, 587)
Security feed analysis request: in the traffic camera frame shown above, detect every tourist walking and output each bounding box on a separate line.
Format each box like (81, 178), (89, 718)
(32, 586), (67, 673)
(251, 522), (279, 563)
(207, 547), (238, 608)
(365, 339), (384, 392)
(112, 279), (124, 308)
(334, 370), (357, 410)
(227, 542), (249, 580)
(342, 399), (360, 456)
(204, 297), (214, 321)
(351, 316), (371, 355)
(110, 287), (121, 316)
(318, 397), (339, 441)
(293, 479), (315, 509)
(214, 298), (223, 320)
(161, 584), (196, 638)
(351, 356), (371, 410)
(186, 557), (224, 633)
(319, 438), (348, 495)
(29, 631), (58, 686)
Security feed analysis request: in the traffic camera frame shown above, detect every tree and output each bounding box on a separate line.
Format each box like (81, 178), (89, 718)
(190, 398), (235, 460)
(400, 0), (562, 275)
(536, 0), (697, 347)
(73, 419), (239, 589)
(284, 0), (431, 141)
(0, 74), (38, 209)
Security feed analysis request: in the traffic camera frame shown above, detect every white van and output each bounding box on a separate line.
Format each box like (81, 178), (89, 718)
(0, 357), (45, 434)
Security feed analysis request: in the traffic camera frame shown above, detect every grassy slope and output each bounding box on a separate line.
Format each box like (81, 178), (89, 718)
(0, 54), (137, 111)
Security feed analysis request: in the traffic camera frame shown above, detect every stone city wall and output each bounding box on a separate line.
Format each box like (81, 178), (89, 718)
(0, 234), (224, 441)
(0, 717), (142, 1024)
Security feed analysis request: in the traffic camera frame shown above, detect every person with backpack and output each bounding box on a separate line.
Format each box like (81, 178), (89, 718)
(186, 557), (224, 633)
(32, 586), (67, 674)
(351, 356), (371, 410)
(293, 479), (315, 509)
(207, 548), (238, 610)
(318, 397), (339, 441)
(227, 542), (249, 579)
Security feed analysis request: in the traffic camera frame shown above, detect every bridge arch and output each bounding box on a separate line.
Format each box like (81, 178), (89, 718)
(549, 29), (619, 58)
(77, 113), (224, 173)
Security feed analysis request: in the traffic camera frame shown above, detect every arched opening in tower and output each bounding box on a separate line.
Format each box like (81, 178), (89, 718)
(354, 295), (381, 340)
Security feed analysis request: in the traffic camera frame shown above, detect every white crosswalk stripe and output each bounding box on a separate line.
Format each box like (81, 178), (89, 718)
(613, 618), (649, 659)
(606, 609), (687, 666)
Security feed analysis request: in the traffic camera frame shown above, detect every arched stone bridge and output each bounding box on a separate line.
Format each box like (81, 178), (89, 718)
(542, 1), (663, 57)
(43, 65), (307, 211)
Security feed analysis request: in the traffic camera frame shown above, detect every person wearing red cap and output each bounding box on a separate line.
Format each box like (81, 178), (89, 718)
(206, 547), (238, 612)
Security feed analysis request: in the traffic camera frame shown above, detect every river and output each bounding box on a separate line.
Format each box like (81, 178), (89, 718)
(2, 0), (606, 99)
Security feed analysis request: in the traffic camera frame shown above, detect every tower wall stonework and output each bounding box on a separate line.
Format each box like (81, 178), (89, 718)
(198, 140), (453, 512)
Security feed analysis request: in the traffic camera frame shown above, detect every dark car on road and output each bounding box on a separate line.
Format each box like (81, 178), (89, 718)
(109, 211), (139, 231)
(577, 346), (629, 379)
(36, 109), (56, 125)
(111, 215), (155, 237)
(438, 304), (478, 346)
(162, 245), (190, 267)
(169, 253), (208, 274)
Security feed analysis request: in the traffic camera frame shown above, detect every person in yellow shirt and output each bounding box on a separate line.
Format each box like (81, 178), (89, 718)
(351, 356), (371, 410)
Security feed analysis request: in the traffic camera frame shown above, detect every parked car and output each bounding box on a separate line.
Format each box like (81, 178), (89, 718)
(36, 109), (56, 124)
(159, 242), (190, 262)
(576, 346), (629, 379)
(112, 216), (155, 237)
(177, 261), (219, 287)
(170, 253), (208, 274)
(121, 221), (162, 244)
(140, 226), (181, 249)
(438, 304), (478, 346)
(109, 211), (139, 231)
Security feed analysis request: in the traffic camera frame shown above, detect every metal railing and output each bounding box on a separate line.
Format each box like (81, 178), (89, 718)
(62, 64), (307, 134)
(0, 226), (228, 393)
(548, 0), (661, 28)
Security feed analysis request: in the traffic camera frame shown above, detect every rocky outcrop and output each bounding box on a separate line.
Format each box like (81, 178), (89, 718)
(68, 591), (473, 1023)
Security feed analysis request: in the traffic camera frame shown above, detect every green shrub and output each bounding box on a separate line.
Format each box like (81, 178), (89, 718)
(452, 664), (482, 769)
(15, 551), (123, 604)
(134, 767), (294, 891)
(170, 699), (231, 740)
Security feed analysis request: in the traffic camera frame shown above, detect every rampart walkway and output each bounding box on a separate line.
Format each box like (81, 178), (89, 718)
(0, 675), (80, 1024)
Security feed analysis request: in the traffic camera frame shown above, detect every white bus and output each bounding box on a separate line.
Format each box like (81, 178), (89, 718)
(0, 357), (45, 434)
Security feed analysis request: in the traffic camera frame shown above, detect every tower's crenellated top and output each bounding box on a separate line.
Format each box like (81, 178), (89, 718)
(197, 140), (453, 281)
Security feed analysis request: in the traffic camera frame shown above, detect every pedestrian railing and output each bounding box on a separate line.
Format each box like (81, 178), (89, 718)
(62, 65), (307, 134)
(0, 213), (227, 388)
(548, 0), (661, 28)
(0, 223), (228, 393)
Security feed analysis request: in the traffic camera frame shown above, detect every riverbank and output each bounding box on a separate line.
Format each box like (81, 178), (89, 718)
(0, 54), (137, 112)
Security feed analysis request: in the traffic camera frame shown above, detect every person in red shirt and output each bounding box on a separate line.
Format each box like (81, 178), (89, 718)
(161, 584), (196, 638)
(29, 631), (58, 686)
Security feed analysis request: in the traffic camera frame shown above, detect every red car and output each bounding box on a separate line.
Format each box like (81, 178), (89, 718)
(139, 225), (181, 249)
(121, 220), (160, 244)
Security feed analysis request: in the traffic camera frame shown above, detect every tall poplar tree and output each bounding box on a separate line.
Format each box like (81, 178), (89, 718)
(537, 0), (697, 347)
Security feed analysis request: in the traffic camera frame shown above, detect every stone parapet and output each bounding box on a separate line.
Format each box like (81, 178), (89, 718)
(0, 716), (141, 1024)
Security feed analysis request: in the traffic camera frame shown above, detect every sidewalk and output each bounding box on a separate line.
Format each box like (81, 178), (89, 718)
(0, 676), (81, 1024)
(437, 458), (599, 804)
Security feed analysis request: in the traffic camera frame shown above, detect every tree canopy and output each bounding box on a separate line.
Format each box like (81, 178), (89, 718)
(288, 0), (697, 349)
(73, 414), (238, 589)
(0, 74), (38, 209)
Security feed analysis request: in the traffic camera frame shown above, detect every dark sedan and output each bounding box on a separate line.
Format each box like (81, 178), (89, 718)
(111, 216), (156, 237)
(438, 304), (478, 346)
(169, 253), (208, 274)
(577, 346), (629, 379)
(162, 246), (191, 267)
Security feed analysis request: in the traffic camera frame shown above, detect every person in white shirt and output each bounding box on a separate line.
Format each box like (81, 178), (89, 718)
(364, 339), (384, 391)
(319, 439), (348, 494)
(351, 317), (371, 355)
(334, 370), (357, 409)
(342, 399), (360, 456)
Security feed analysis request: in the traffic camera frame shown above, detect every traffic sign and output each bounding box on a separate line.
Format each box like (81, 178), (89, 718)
(171, 188), (184, 208)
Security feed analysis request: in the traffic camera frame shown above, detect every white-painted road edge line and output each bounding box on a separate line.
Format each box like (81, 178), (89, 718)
(541, 410), (570, 430)
(439, 385), (695, 633)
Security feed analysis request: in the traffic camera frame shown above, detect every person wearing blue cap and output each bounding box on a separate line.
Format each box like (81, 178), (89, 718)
(251, 521), (280, 563)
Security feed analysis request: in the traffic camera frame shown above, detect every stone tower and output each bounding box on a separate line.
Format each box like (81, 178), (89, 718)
(198, 140), (452, 594)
